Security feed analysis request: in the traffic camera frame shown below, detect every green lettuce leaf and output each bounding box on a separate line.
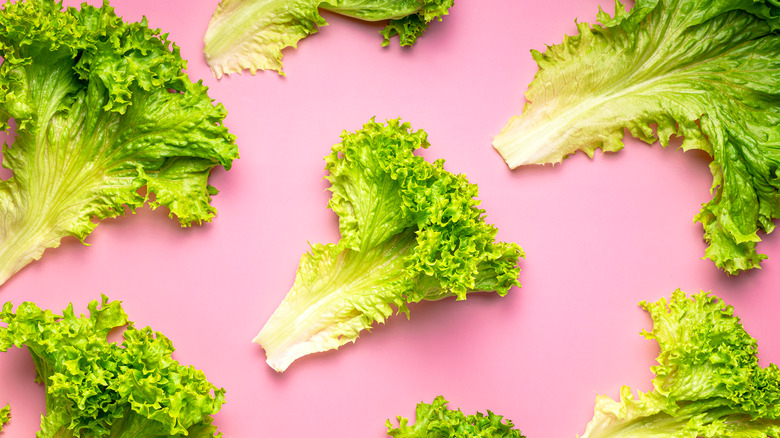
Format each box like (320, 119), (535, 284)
(386, 395), (525, 438)
(579, 290), (780, 438)
(492, 0), (780, 274)
(0, 295), (225, 437)
(254, 118), (523, 372)
(203, 0), (453, 77)
(0, 404), (8, 432)
(0, 0), (239, 287)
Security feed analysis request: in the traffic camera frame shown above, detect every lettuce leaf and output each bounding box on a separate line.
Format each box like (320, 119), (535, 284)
(0, 295), (225, 437)
(0, 0), (238, 287)
(493, 0), (780, 274)
(254, 118), (523, 372)
(203, 0), (453, 77)
(580, 290), (780, 437)
(0, 404), (8, 432)
(387, 395), (524, 438)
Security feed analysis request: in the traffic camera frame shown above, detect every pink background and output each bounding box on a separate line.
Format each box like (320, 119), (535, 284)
(2, 0), (780, 436)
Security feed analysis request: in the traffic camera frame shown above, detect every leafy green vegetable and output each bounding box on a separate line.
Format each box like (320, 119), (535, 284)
(0, 0), (238, 287)
(254, 118), (523, 372)
(203, 0), (454, 77)
(0, 404), (8, 432)
(0, 295), (225, 437)
(580, 289), (780, 437)
(386, 395), (524, 438)
(492, 0), (780, 274)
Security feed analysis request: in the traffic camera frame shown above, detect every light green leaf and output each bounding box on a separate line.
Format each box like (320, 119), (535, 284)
(579, 290), (780, 438)
(493, 0), (780, 274)
(0, 295), (225, 438)
(0, 403), (9, 432)
(203, 0), (453, 77)
(387, 396), (525, 438)
(0, 0), (238, 286)
(254, 118), (522, 372)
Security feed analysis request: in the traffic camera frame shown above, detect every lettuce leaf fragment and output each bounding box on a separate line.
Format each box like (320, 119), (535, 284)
(0, 295), (225, 437)
(493, 0), (780, 274)
(0, 0), (239, 287)
(580, 290), (780, 437)
(0, 404), (8, 432)
(203, 0), (454, 77)
(254, 118), (523, 372)
(386, 395), (525, 438)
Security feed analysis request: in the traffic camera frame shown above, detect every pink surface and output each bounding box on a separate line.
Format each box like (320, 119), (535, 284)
(2, 0), (780, 436)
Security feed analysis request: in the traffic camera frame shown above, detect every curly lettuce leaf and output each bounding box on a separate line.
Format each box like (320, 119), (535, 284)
(579, 290), (780, 438)
(493, 0), (780, 274)
(0, 295), (225, 438)
(202, 0), (453, 77)
(0, 0), (238, 287)
(253, 118), (523, 372)
(386, 395), (525, 438)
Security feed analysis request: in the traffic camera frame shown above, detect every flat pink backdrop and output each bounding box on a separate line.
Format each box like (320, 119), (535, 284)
(1, 1), (779, 437)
